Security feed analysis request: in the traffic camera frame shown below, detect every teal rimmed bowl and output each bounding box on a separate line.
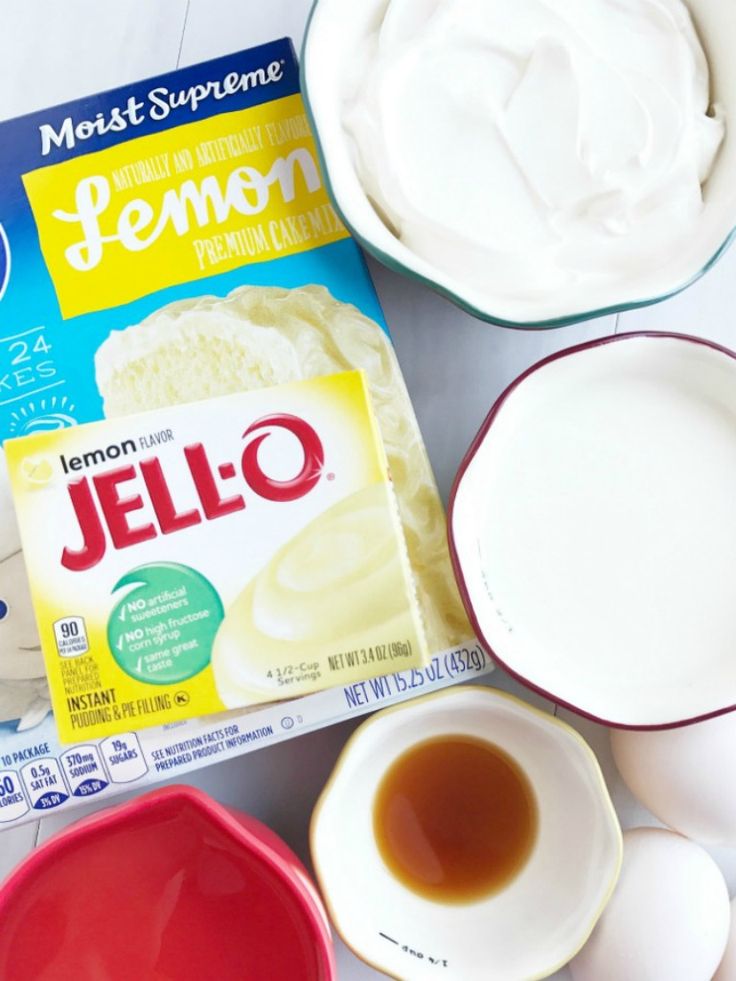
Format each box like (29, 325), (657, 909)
(301, 0), (736, 330)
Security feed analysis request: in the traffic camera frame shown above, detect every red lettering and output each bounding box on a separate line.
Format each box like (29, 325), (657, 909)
(184, 443), (245, 519)
(60, 414), (323, 572)
(93, 465), (156, 550)
(61, 478), (107, 572)
(140, 457), (202, 534)
(242, 414), (324, 502)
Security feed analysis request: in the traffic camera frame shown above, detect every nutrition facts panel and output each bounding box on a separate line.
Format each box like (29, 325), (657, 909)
(1, 4), (735, 981)
(0, 731), (148, 822)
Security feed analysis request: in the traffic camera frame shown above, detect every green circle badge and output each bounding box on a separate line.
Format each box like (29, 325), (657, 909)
(108, 563), (224, 685)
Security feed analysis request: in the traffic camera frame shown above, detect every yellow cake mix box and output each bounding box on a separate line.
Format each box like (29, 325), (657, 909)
(0, 38), (486, 823)
(5, 371), (427, 741)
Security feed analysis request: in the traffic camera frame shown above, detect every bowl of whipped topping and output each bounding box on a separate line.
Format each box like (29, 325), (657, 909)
(302, 0), (734, 328)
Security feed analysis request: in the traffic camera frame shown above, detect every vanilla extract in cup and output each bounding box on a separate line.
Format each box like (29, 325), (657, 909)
(373, 735), (538, 903)
(312, 688), (623, 980)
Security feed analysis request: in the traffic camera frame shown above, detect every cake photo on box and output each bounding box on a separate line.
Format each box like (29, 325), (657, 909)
(0, 450), (51, 731)
(94, 284), (472, 659)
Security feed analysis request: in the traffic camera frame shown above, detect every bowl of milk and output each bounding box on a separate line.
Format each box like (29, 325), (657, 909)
(448, 332), (736, 726)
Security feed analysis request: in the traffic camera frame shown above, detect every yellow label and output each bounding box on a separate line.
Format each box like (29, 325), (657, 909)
(22, 94), (348, 319)
(6, 372), (427, 742)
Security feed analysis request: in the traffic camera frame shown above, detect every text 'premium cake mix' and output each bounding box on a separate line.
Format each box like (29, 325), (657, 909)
(0, 39), (473, 744)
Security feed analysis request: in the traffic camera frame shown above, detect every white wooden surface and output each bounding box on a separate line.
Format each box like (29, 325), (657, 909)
(0, 2), (735, 979)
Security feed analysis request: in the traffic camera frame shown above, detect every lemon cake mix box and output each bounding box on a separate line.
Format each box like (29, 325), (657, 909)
(0, 40), (488, 825)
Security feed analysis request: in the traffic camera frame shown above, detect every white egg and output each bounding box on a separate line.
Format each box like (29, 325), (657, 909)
(569, 828), (729, 981)
(714, 898), (736, 981)
(611, 714), (736, 846)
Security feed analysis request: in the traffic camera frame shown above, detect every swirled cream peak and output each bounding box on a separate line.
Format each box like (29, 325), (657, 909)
(212, 483), (421, 705)
(95, 284), (472, 653)
(343, 0), (725, 320)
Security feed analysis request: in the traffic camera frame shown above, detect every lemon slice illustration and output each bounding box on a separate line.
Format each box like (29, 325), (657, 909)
(21, 456), (53, 486)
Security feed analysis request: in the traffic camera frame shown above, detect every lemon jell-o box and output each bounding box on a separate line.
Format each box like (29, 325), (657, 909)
(5, 370), (428, 741)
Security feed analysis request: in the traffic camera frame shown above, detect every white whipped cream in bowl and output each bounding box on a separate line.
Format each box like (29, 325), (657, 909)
(303, 0), (735, 326)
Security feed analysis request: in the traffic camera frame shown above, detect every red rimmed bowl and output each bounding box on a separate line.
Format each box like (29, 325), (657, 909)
(0, 785), (336, 981)
(449, 332), (736, 730)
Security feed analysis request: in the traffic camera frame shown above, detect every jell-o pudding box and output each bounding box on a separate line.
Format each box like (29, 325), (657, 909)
(6, 371), (428, 741)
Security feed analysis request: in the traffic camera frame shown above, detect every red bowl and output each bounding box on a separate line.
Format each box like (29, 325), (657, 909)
(0, 785), (336, 980)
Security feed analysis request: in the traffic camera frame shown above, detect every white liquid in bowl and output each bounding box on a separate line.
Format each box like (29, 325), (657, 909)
(454, 335), (736, 726)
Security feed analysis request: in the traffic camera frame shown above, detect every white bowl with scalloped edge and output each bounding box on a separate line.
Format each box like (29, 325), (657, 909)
(311, 686), (622, 981)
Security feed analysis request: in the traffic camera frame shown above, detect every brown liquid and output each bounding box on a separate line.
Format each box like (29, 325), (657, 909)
(373, 735), (538, 904)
